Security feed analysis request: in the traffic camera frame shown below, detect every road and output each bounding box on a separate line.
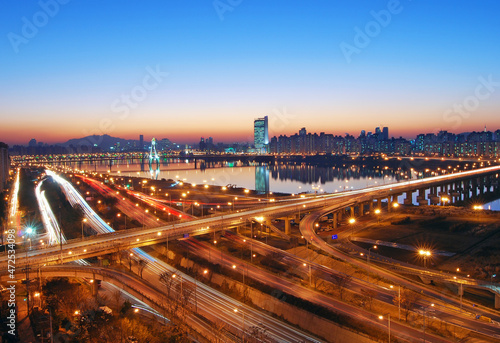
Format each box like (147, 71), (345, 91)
(299, 204), (500, 340)
(180, 237), (453, 343)
(44, 170), (323, 342)
(8, 164), (500, 268)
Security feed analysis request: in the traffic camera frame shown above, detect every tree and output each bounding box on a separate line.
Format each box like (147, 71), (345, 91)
(331, 272), (353, 300)
(360, 288), (377, 310)
(159, 271), (176, 299)
(210, 320), (229, 343)
(245, 323), (276, 343)
(137, 259), (148, 278)
(393, 287), (421, 322)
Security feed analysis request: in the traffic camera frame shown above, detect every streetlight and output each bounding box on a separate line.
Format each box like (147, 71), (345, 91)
(172, 273), (183, 298)
(422, 303), (435, 343)
(390, 285), (401, 320)
(419, 250), (431, 268)
(368, 245), (377, 265)
(441, 196), (449, 206)
(25, 227), (34, 316)
(375, 208), (381, 223)
(81, 218), (87, 240)
(349, 218), (356, 237)
(378, 313), (390, 343)
(143, 209), (149, 229)
(117, 213), (126, 230)
(233, 308), (245, 340)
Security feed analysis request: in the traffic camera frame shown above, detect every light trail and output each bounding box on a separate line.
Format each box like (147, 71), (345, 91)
(46, 169), (321, 342)
(37, 172), (169, 323)
(9, 169), (20, 220)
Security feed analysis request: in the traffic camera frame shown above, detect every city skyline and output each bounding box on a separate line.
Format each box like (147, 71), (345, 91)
(2, 1), (500, 145)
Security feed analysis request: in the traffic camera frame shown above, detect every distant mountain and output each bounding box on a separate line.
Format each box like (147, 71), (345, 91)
(62, 134), (137, 150)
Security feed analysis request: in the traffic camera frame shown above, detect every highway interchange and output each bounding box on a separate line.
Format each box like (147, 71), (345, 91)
(3, 164), (500, 342)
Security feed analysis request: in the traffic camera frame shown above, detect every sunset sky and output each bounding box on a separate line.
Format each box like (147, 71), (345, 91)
(1, 0), (499, 146)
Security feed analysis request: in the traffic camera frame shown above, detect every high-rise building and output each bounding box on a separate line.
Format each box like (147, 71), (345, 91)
(139, 135), (144, 151)
(0, 142), (9, 192)
(382, 127), (389, 140)
(254, 116), (269, 153)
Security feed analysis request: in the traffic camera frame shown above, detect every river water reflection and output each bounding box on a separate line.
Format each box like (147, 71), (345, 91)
(62, 159), (416, 195)
(57, 159), (499, 210)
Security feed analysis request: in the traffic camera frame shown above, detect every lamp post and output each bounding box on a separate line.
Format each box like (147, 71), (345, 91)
(390, 285), (401, 320)
(81, 218), (87, 240)
(441, 196), (449, 206)
(349, 218), (356, 237)
(25, 227), (34, 316)
(378, 313), (391, 343)
(419, 250), (431, 268)
(234, 308), (245, 341)
(143, 209), (149, 229)
(375, 208), (381, 224)
(172, 273), (183, 302)
(422, 303), (435, 343)
(117, 213), (126, 230)
(368, 245), (377, 265)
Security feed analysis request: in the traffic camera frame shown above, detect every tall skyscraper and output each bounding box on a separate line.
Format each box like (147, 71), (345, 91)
(139, 135), (144, 151)
(0, 142), (9, 192)
(254, 116), (269, 153)
(383, 127), (389, 140)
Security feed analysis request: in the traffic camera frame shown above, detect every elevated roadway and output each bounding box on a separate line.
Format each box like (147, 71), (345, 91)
(2, 165), (500, 268)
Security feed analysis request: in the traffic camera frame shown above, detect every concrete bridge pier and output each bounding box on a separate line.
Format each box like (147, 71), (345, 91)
(92, 273), (98, 297)
(338, 210), (343, 222)
(417, 189), (428, 206)
(404, 190), (413, 205)
(387, 197), (392, 212)
(358, 203), (364, 216)
(369, 200), (374, 212)
(350, 206), (355, 217)
(463, 180), (471, 200)
(333, 212), (338, 229)
(495, 294), (500, 309)
(471, 179), (478, 197)
(479, 178), (485, 195)
(285, 218), (291, 235)
(265, 219), (271, 233)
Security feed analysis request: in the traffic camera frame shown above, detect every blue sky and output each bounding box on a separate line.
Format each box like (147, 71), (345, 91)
(1, 0), (499, 145)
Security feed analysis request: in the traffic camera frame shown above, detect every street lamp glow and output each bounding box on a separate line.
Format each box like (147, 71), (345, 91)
(349, 218), (356, 224)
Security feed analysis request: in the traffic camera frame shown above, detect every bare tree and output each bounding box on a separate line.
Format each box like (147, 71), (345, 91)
(331, 272), (353, 300)
(360, 288), (377, 310)
(210, 320), (229, 343)
(245, 323), (276, 343)
(393, 287), (421, 322)
(137, 259), (148, 278)
(159, 271), (176, 299)
(111, 289), (122, 310)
